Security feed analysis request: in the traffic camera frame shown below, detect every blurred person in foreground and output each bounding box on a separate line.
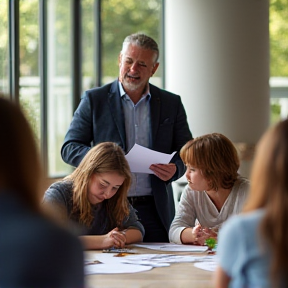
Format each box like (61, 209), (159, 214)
(215, 119), (288, 288)
(0, 96), (84, 288)
(60, 32), (192, 242)
(43, 142), (144, 250)
(169, 133), (249, 245)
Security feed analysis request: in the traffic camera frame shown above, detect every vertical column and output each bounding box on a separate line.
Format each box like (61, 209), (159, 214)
(165, 0), (270, 177)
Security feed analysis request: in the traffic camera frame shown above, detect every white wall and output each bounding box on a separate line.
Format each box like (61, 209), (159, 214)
(165, 0), (270, 178)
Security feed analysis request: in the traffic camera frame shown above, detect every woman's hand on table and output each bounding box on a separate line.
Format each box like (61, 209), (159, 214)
(191, 225), (218, 245)
(181, 225), (218, 245)
(79, 228), (127, 250)
(105, 228), (127, 248)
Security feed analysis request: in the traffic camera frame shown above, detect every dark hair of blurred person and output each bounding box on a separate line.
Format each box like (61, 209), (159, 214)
(0, 95), (85, 288)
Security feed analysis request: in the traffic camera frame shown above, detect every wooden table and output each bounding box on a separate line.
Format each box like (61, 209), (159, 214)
(85, 245), (214, 288)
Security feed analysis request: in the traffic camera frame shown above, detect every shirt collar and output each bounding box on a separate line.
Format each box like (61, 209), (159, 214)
(118, 80), (151, 100)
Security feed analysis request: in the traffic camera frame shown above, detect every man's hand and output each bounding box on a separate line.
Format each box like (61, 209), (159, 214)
(149, 163), (176, 181)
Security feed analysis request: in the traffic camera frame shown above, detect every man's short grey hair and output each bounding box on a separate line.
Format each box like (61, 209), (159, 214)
(122, 33), (159, 62)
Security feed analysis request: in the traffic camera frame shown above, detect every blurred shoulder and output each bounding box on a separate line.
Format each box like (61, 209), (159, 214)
(221, 209), (264, 236)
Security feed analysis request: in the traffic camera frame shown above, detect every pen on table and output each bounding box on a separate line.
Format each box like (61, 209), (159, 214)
(85, 260), (102, 265)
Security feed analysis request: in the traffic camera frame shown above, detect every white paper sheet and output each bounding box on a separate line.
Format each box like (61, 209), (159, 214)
(84, 252), (153, 275)
(194, 261), (217, 272)
(85, 262), (152, 275)
(132, 242), (208, 252)
(121, 254), (213, 267)
(125, 144), (176, 174)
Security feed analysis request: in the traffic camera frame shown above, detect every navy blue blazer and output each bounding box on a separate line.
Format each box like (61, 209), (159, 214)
(61, 80), (193, 231)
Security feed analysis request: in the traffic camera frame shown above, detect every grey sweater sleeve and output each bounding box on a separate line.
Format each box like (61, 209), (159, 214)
(169, 185), (197, 244)
(42, 181), (73, 224)
(122, 203), (145, 237)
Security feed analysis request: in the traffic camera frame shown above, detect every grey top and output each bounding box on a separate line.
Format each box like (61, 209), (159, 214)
(169, 176), (250, 244)
(43, 180), (145, 237)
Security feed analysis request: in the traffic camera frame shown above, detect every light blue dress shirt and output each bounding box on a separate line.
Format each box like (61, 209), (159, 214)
(119, 82), (152, 196)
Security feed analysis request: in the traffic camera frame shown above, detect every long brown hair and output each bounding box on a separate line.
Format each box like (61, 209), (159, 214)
(243, 119), (288, 286)
(180, 133), (239, 190)
(66, 142), (131, 227)
(0, 96), (42, 211)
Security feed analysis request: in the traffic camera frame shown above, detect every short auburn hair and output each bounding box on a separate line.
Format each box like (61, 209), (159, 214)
(180, 133), (240, 190)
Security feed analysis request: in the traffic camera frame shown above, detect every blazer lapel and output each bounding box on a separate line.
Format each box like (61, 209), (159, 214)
(108, 81), (126, 151)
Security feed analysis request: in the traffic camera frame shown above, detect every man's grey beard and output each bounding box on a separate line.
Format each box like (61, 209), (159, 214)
(123, 79), (142, 91)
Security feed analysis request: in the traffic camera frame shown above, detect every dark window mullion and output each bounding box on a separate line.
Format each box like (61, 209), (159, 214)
(161, 0), (165, 89)
(72, 0), (82, 111)
(8, 0), (20, 103)
(39, 0), (48, 176)
(94, 0), (101, 87)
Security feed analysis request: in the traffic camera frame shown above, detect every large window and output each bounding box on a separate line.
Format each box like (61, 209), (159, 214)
(101, 0), (163, 86)
(19, 0), (41, 147)
(82, 0), (97, 91)
(269, 0), (288, 124)
(2, 0), (163, 178)
(46, 0), (73, 176)
(0, 0), (9, 94)
(2, 0), (287, 179)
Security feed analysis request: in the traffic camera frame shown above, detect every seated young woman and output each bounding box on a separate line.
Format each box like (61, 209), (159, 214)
(43, 142), (144, 250)
(215, 119), (288, 288)
(169, 133), (249, 245)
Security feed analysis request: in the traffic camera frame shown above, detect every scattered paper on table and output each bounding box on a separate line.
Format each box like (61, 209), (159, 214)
(84, 252), (152, 274)
(121, 254), (211, 267)
(84, 242), (217, 275)
(133, 242), (208, 252)
(125, 144), (176, 174)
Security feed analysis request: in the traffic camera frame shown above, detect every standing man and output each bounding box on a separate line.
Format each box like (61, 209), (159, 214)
(61, 33), (192, 242)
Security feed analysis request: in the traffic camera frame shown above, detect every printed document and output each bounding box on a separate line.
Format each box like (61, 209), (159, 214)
(125, 144), (176, 174)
